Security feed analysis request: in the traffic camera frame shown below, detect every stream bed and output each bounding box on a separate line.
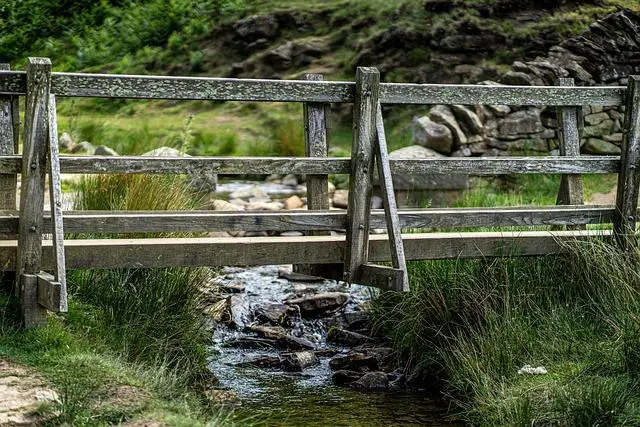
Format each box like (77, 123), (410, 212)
(205, 265), (457, 426)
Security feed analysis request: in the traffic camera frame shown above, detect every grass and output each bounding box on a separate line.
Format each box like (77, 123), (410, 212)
(371, 238), (640, 425)
(0, 173), (231, 425)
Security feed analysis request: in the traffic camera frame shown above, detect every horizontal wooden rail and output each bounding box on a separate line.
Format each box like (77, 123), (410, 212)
(0, 71), (626, 106)
(0, 205), (616, 234)
(0, 155), (621, 175)
(0, 230), (611, 271)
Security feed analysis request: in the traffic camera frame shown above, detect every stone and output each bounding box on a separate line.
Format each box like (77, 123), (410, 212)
(350, 371), (389, 392)
(245, 201), (283, 211)
(329, 352), (379, 372)
(218, 282), (245, 293)
(451, 147), (472, 157)
(254, 303), (297, 326)
(411, 116), (453, 154)
(370, 195), (383, 209)
(451, 105), (484, 135)
(209, 199), (244, 211)
(386, 146), (468, 191)
(500, 71), (535, 86)
(70, 141), (95, 155)
(204, 389), (240, 406)
(281, 351), (320, 372)
(608, 109), (624, 121)
(429, 105), (467, 145)
(332, 189), (348, 208)
(226, 295), (249, 330)
(249, 325), (289, 340)
(488, 105), (511, 117)
(236, 355), (282, 369)
(142, 146), (183, 157)
(286, 292), (348, 316)
(59, 132), (75, 150)
(582, 138), (621, 155)
(499, 110), (543, 135)
(506, 138), (549, 153)
(584, 112), (611, 126)
(278, 269), (324, 282)
(282, 174), (298, 186)
(94, 145), (119, 156)
(248, 326), (315, 350)
(583, 120), (615, 138)
(284, 195), (304, 210)
(603, 133), (623, 143)
(327, 328), (372, 347)
(229, 185), (269, 201)
(280, 231), (304, 237)
(142, 146), (216, 191)
(332, 370), (363, 385)
(234, 14), (279, 42)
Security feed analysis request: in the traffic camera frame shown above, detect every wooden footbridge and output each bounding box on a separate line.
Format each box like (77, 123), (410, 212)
(0, 58), (639, 327)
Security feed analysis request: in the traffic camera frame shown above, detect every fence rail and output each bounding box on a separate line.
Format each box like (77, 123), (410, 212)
(1, 58), (639, 328)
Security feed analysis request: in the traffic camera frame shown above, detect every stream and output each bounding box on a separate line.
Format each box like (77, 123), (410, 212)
(205, 265), (457, 426)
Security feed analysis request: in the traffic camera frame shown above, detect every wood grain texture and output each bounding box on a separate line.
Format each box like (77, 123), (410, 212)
(344, 67), (380, 283)
(375, 103), (408, 291)
(614, 75), (640, 248)
(17, 58), (51, 327)
(36, 272), (62, 312)
(555, 78), (585, 231)
(0, 230), (612, 271)
(47, 95), (67, 312)
(0, 205), (618, 234)
(358, 264), (405, 291)
(0, 64), (17, 228)
(379, 83), (625, 106)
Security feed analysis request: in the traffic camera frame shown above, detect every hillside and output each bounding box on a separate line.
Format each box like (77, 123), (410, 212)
(2, 0), (639, 158)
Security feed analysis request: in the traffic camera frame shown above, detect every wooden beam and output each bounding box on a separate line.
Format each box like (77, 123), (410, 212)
(0, 230), (612, 271)
(0, 64), (17, 236)
(17, 58), (51, 327)
(36, 272), (62, 312)
(358, 264), (405, 291)
(375, 103), (408, 291)
(0, 71), (627, 106)
(47, 95), (67, 312)
(345, 67), (380, 282)
(614, 75), (640, 248)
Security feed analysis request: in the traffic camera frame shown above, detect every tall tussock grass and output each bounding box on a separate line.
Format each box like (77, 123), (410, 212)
(372, 238), (640, 425)
(69, 174), (211, 386)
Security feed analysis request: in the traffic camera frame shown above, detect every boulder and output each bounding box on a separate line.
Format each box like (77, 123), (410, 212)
(603, 133), (623, 143)
(350, 371), (389, 392)
(584, 112), (610, 126)
(582, 138), (621, 155)
(286, 292), (348, 316)
(281, 351), (319, 372)
(327, 328), (372, 347)
(451, 105), (484, 135)
(234, 14), (279, 43)
(94, 145), (119, 156)
(332, 190), (348, 209)
(226, 295), (250, 330)
(254, 303), (297, 326)
(249, 325), (316, 350)
(332, 370), (363, 386)
(583, 120), (615, 138)
(428, 105), (467, 145)
(142, 146), (216, 191)
(498, 110), (544, 135)
(411, 116), (453, 154)
(236, 355), (282, 369)
(386, 146), (469, 190)
(487, 104), (511, 117)
(59, 132), (75, 150)
(70, 141), (95, 155)
(278, 269), (324, 282)
(500, 71), (535, 86)
(284, 195), (304, 210)
(329, 352), (379, 372)
(229, 185), (269, 201)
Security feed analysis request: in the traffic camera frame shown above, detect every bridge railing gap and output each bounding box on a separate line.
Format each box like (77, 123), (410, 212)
(1, 57), (639, 327)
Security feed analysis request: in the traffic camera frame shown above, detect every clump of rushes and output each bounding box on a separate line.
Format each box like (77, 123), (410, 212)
(371, 238), (640, 425)
(69, 174), (212, 386)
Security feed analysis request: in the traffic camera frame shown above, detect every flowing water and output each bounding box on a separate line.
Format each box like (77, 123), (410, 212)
(206, 266), (458, 426)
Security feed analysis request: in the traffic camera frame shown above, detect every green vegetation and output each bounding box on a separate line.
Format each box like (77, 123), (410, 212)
(0, 174), (229, 426)
(371, 239), (640, 425)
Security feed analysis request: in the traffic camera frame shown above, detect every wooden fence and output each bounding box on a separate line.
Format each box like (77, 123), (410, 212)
(1, 58), (639, 327)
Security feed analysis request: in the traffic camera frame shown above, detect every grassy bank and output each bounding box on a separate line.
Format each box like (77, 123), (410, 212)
(0, 174), (229, 426)
(371, 239), (640, 425)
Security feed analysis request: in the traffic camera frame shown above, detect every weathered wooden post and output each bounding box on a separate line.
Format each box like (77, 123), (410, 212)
(16, 58), (51, 327)
(555, 78), (585, 230)
(294, 74), (341, 278)
(0, 64), (18, 232)
(344, 67), (380, 283)
(613, 75), (640, 249)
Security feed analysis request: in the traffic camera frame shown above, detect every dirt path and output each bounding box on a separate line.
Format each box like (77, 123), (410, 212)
(586, 186), (617, 205)
(0, 358), (59, 426)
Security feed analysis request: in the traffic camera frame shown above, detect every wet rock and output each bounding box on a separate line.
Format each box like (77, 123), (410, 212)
(388, 372), (407, 391)
(332, 189), (348, 208)
(226, 295), (250, 329)
(428, 105), (467, 146)
(94, 145), (119, 156)
(219, 282), (245, 293)
(249, 325), (315, 350)
(350, 371), (389, 392)
(225, 337), (279, 349)
(254, 303), (297, 326)
(583, 138), (621, 155)
(451, 105), (484, 135)
(411, 116), (453, 154)
(286, 292), (348, 316)
(249, 325), (288, 339)
(284, 195), (304, 210)
(329, 352), (378, 372)
(236, 355), (281, 369)
(205, 389), (240, 405)
(327, 328), (372, 347)
(332, 370), (362, 386)
(278, 268), (324, 283)
(281, 351), (319, 372)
